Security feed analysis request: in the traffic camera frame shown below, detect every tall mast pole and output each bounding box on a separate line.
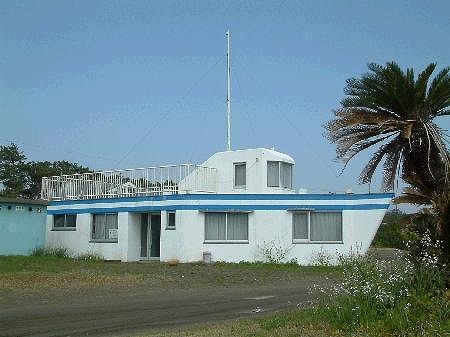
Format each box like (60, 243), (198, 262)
(226, 30), (231, 151)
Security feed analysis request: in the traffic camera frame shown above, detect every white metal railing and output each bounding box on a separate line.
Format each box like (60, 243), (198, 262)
(41, 164), (217, 201)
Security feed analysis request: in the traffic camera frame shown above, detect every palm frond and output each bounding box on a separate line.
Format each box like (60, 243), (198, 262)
(325, 61), (450, 193)
(359, 138), (400, 187)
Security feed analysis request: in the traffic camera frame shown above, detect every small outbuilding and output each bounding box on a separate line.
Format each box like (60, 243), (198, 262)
(0, 197), (47, 255)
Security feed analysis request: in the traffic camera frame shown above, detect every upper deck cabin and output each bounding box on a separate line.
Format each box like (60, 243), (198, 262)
(41, 148), (295, 201)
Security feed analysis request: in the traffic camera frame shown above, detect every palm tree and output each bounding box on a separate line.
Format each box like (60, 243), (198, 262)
(324, 62), (450, 191)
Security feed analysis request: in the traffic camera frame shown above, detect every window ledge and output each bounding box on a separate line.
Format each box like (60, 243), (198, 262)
(203, 240), (249, 244)
(165, 227), (176, 230)
(51, 227), (76, 231)
(89, 240), (118, 243)
(293, 240), (344, 244)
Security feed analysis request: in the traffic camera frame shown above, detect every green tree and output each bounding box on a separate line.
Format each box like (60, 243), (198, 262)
(23, 160), (91, 199)
(0, 143), (28, 197)
(324, 62), (450, 191)
(0, 143), (92, 199)
(372, 209), (408, 249)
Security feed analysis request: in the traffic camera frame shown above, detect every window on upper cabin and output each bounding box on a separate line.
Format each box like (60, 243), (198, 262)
(204, 212), (248, 242)
(53, 214), (77, 230)
(292, 211), (342, 242)
(91, 213), (118, 242)
(267, 161), (293, 189)
(166, 211), (176, 230)
(234, 162), (246, 188)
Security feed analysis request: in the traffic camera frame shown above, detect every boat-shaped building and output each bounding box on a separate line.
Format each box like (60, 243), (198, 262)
(42, 148), (392, 264)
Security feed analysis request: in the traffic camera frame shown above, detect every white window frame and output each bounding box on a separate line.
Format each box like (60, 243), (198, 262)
(204, 212), (249, 243)
(166, 211), (176, 230)
(233, 162), (246, 188)
(292, 211), (343, 243)
(91, 213), (118, 243)
(267, 161), (293, 189)
(53, 214), (77, 231)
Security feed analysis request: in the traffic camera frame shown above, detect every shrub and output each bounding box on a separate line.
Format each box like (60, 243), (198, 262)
(309, 249), (333, 266)
(30, 247), (70, 258)
(77, 253), (103, 262)
(256, 238), (293, 263)
(372, 209), (409, 249)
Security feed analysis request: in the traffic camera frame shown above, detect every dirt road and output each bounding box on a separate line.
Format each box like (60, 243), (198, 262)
(0, 282), (318, 337)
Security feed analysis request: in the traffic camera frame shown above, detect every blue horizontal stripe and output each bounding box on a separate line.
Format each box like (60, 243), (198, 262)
(48, 203), (389, 215)
(49, 192), (393, 206)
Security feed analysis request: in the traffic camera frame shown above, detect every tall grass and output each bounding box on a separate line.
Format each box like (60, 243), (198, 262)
(30, 246), (70, 258)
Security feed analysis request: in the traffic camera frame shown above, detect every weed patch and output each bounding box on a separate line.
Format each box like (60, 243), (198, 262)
(30, 247), (70, 258)
(307, 248), (448, 336)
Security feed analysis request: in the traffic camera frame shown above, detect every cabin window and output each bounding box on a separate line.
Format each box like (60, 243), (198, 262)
(293, 211), (342, 242)
(234, 162), (246, 188)
(91, 213), (118, 242)
(53, 214), (76, 230)
(166, 211), (176, 230)
(204, 212), (248, 242)
(267, 161), (292, 189)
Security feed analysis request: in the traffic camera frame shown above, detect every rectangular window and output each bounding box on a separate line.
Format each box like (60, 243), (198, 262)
(280, 162), (293, 189)
(234, 162), (246, 188)
(205, 212), (248, 242)
(166, 211), (176, 230)
(293, 211), (342, 242)
(267, 161), (279, 187)
(53, 214), (77, 230)
(293, 212), (308, 240)
(91, 213), (118, 242)
(267, 161), (293, 188)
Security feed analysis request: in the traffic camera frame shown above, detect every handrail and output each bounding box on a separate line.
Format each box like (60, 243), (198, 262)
(41, 164), (217, 201)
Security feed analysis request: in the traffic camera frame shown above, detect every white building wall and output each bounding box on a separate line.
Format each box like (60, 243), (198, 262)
(46, 213), (124, 261)
(158, 208), (388, 264)
(124, 212), (141, 262)
(159, 211), (180, 261)
(349, 209), (386, 253)
(46, 197), (391, 264)
(162, 210), (205, 262)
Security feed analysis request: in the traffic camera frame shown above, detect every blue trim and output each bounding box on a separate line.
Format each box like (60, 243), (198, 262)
(48, 203), (389, 215)
(49, 193), (393, 206)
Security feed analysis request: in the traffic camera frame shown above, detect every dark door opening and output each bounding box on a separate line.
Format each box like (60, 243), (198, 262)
(150, 214), (161, 258)
(140, 213), (161, 259)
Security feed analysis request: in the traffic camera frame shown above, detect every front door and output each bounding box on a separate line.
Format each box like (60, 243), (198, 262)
(140, 213), (161, 259)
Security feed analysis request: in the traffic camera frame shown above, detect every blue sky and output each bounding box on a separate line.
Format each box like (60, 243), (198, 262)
(1, 0), (449, 194)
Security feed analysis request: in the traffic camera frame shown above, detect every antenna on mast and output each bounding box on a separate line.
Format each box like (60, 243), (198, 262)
(226, 30), (231, 151)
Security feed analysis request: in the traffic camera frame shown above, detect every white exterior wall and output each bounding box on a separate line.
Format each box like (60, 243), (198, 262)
(46, 194), (391, 264)
(46, 212), (130, 261)
(160, 210), (181, 260)
(159, 209), (387, 264)
(123, 212), (141, 261)
(200, 148), (295, 194)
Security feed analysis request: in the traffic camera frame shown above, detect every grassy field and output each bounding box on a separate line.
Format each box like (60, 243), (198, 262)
(0, 254), (333, 299)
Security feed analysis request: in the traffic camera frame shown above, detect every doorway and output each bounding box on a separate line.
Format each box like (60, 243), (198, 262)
(140, 213), (161, 259)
